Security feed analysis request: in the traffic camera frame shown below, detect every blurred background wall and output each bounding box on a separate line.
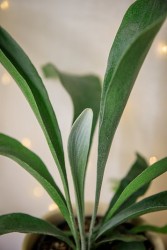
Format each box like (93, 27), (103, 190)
(0, 0), (167, 249)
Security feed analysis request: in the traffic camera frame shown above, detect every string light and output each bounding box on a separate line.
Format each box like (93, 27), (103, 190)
(21, 137), (32, 149)
(33, 186), (44, 198)
(161, 45), (167, 54)
(149, 156), (158, 165)
(1, 72), (11, 85)
(158, 43), (167, 55)
(48, 203), (58, 211)
(0, 0), (9, 10)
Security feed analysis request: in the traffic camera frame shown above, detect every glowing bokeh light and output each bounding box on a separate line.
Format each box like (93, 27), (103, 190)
(0, 0), (9, 10)
(48, 203), (58, 211)
(21, 137), (32, 149)
(149, 156), (158, 165)
(158, 43), (167, 55)
(33, 186), (44, 198)
(1, 72), (11, 85)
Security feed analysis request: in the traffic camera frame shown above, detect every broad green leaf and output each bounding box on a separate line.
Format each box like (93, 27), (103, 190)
(0, 133), (70, 225)
(131, 224), (167, 234)
(0, 27), (68, 195)
(93, 0), (167, 227)
(95, 233), (146, 247)
(0, 213), (74, 249)
(68, 109), (93, 247)
(0, 28), (78, 244)
(42, 63), (101, 141)
(97, 191), (167, 238)
(104, 154), (149, 220)
(105, 157), (167, 221)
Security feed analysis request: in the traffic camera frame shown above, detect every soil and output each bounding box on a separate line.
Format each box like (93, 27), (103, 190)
(31, 217), (154, 250)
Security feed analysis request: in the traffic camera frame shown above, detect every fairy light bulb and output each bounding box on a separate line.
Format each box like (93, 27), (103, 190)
(48, 203), (58, 211)
(21, 137), (32, 149)
(1, 72), (11, 85)
(33, 186), (44, 198)
(149, 156), (158, 165)
(0, 0), (9, 10)
(158, 43), (167, 55)
(161, 45), (167, 54)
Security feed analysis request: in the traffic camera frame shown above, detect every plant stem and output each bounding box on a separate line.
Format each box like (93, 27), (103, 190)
(88, 198), (99, 250)
(65, 188), (81, 250)
(49, 150), (80, 249)
(78, 218), (86, 250)
(76, 205), (86, 250)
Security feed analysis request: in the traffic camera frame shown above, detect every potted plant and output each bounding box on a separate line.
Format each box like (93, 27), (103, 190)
(0, 0), (167, 249)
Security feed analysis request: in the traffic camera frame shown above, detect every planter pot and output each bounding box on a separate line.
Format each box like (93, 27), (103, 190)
(22, 203), (165, 250)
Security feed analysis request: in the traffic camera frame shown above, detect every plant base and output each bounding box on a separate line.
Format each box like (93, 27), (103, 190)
(31, 218), (154, 250)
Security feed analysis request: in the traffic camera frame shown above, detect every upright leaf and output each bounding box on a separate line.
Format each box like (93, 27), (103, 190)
(68, 109), (93, 199)
(105, 157), (167, 221)
(42, 63), (101, 141)
(0, 213), (74, 249)
(97, 191), (167, 238)
(93, 0), (167, 230)
(104, 154), (149, 219)
(0, 27), (67, 192)
(0, 133), (70, 225)
(68, 109), (93, 248)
